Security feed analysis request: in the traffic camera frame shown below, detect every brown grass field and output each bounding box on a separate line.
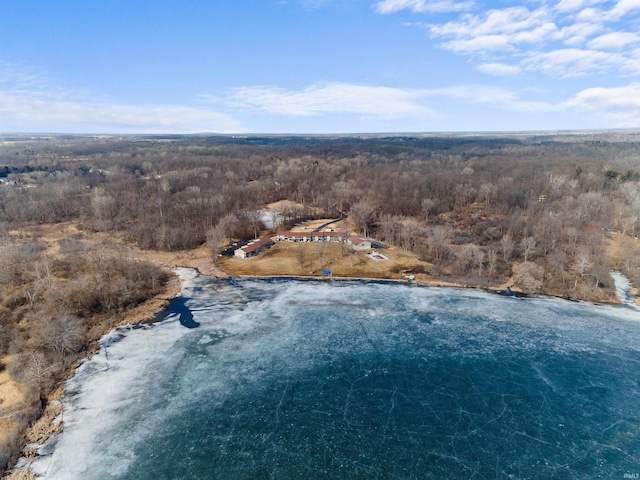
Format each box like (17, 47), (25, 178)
(0, 364), (24, 445)
(220, 240), (433, 281)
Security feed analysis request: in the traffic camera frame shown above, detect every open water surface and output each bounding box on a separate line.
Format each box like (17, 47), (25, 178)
(35, 270), (640, 479)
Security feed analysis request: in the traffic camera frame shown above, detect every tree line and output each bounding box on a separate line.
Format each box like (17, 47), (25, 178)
(2, 133), (639, 294)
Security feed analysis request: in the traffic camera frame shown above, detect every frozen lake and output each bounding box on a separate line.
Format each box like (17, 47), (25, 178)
(34, 270), (640, 479)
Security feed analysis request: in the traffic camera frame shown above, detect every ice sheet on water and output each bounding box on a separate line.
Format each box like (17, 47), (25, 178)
(35, 276), (640, 479)
(611, 270), (639, 310)
(33, 309), (192, 478)
(259, 210), (281, 229)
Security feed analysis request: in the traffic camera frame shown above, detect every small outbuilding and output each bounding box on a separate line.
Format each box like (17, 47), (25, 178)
(347, 236), (371, 250)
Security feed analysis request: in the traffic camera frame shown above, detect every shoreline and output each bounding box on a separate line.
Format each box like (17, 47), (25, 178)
(19, 277), (640, 479)
(223, 272), (627, 305)
(6, 265), (634, 478)
(4, 267), (184, 480)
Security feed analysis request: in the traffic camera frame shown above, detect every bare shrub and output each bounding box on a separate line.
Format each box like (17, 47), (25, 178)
(513, 262), (544, 293)
(24, 401), (63, 444)
(31, 315), (86, 357)
(7, 353), (61, 391)
(3, 467), (36, 480)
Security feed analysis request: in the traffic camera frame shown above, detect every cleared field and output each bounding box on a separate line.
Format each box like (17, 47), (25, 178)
(220, 241), (432, 281)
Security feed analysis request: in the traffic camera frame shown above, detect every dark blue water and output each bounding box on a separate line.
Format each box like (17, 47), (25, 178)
(41, 273), (640, 479)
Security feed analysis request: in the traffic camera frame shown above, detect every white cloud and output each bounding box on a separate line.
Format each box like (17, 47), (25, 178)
(573, 0), (640, 21)
(441, 35), (514, 53)
(380, 0), (640, 78)
(523, 48), (625, 76)
(555, 0), (607, 13)
(228, 82), (434, 117)
(575, 7), (603, 21)
(562, 83), (640, 110)
(431, 7), (559, 54)
(224, 80), (640, 130)
(431, 82), (640, 121)
(0, 94), (243, 133)
(0, 67), (243, 133)
(424, 85), (560, 113)
(427, 85), (518, 103)
(477, 63), (522, 75)
(557, 22), (603, 46)
(374, 0), (473, 14)
(609, 0), (640, 18)
(558, 83), (640, 126)
(588, 32), (640, 49)
(556, 0), (587, 13)
(622, 49), (640, 74)
(227, 82), (557, 119)
(431, 7), (548, 38)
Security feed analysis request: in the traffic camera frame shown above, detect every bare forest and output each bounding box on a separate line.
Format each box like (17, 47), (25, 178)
(1, 131), (640, 475)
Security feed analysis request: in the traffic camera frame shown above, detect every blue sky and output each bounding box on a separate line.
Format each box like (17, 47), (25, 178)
(1, 0), (639, 134)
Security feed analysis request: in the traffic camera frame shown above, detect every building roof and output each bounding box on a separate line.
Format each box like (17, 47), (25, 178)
(278, 231), (346, 238)
(348, 235), (368, 245)
(240, 237), (274, 254)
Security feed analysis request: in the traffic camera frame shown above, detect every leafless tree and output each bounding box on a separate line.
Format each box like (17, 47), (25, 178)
(565, 226), (579, 252)
(487, 248), (498, 278)
(399, 220), (422, 253)
(206, 226), (226, 264)
(475, 248), (485, 275)
(24, 353), (54, 386)
(378, 214), (402, 245)
(217, 214), (240, 245)
(572, 248), (594, 280)
(547, 250), (567, 284)
(453, 245), (476, 275)
(269, 211), (282, 230)
(615, 204), (630, 233)
(574, 191), (604, 225)
(500, 233), (514, 262)
(91, 191), (118, 231)
(566, 178), (579, 197)
(331, 180), (359, 213)
(8, 352), (56, 389)
(32, 259), (54, 288)
(521, 236), (536, 263)
(427, 226), (452, 262)
(479, 183), (495, 209)
(350, 201), (377, 238)
(590, 261), (612, 289)
(243, 210), (264, 240)
(533, 214), (561, 254)
(421, 198), (435, 220)
(547, 172), (567, 195)
(454, 183), (477, 207)
(626, 214), (638, 238)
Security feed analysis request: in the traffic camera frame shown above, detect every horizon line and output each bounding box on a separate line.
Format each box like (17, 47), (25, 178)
(2, 127), (640, 138)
